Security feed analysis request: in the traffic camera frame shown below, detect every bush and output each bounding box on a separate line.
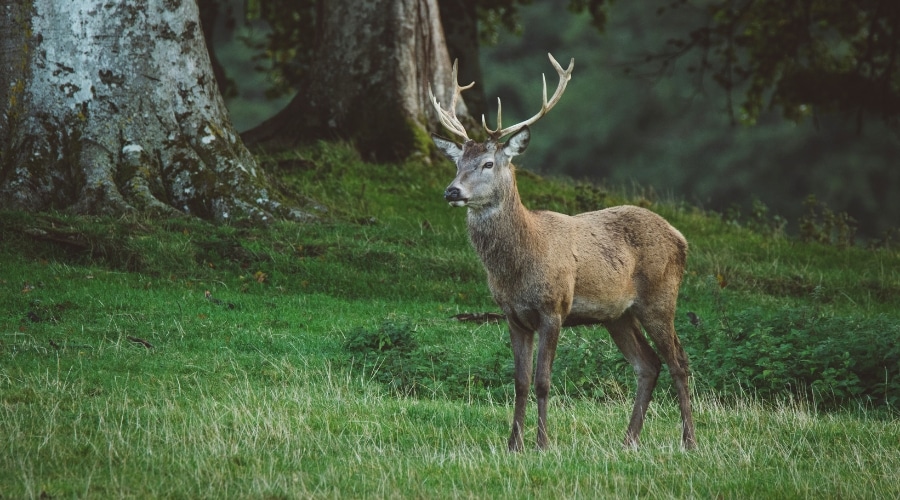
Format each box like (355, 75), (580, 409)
(799, 195), (858, 248)
(344, 321), (418, 354)
(683, 305), (900, 409)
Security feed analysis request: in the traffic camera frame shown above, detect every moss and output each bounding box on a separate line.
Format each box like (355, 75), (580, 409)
(405, 115), (434, 157)
(348, 96), (432, 161)
(1, 2), (33, 186)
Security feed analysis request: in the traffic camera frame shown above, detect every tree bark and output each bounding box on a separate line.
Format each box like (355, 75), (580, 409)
(241, 0), (470, 161)
(0, 0), (306, 223)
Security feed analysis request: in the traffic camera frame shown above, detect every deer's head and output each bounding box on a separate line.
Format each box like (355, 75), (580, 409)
(430, 54), (573, 210)
(432, 128), (529, 209)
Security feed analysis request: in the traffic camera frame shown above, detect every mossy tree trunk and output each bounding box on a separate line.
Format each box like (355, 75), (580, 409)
(241, 0), (469, 161)
(0, 0), (307, 223)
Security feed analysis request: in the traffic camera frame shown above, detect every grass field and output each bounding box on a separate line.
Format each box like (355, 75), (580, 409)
(2, 141), (899, 498)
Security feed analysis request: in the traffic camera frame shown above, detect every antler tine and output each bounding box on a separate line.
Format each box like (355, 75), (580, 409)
(430, 59), (474, 141)
(482, 97), (502, 136)
(484, 53), (574, 139)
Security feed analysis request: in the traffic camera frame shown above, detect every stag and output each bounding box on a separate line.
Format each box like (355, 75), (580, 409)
(429, 54), (696, 451)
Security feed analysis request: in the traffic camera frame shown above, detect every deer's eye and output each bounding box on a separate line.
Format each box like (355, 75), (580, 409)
(483, 161), (494, 169)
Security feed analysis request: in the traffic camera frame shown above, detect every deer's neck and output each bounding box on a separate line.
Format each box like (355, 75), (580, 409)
(466, 178), (539, 275)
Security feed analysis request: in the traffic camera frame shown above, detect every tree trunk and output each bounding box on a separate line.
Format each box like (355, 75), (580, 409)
(439, 0), (487, 120)
(0, 0), (306, 223)
(241, 0), (470, 161)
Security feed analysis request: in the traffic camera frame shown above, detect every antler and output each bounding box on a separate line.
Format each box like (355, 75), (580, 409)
(482, 53), (574, 139)
(429, 59), (474, 141)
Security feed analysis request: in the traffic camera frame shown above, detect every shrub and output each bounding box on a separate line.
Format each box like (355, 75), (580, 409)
(683, 304), (900, 409)
(799, 194), (858, 248)
(344, 321), (418, 354)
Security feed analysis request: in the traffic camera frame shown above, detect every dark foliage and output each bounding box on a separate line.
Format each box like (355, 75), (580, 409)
(682, 304), (900, 409)
(654, 0), (900, 128)
(343, 302), (900, 410)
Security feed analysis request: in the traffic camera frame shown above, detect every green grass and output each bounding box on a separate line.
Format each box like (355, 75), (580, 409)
(2, 141), (899, 498)
(5, 362), (899, 497)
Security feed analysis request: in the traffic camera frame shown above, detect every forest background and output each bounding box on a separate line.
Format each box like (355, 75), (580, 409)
(214, 0), (899, 240)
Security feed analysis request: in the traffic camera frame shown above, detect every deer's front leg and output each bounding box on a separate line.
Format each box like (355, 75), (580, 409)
(508, 322), (534, 452)
(535, 315), (561, 450)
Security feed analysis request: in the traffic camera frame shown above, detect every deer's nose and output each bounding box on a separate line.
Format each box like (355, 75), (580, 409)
(444, 187), (462, 202)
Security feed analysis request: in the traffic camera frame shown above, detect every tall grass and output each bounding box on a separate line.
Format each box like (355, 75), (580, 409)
(4, 351), (899, 497)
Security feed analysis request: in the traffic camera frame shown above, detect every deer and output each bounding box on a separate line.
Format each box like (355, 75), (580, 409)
(429, 53), (696, 451)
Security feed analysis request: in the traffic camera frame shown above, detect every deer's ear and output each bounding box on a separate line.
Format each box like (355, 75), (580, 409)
(503, 127), (530, 157)
(432, 135), (463, 163)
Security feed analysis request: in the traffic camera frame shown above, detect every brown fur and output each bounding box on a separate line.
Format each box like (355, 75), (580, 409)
(434, 128), (696, 451)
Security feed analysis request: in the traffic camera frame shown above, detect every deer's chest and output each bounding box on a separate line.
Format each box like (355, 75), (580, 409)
(485, 262), (572, 315)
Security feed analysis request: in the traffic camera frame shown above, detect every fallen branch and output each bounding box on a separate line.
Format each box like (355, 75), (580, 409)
(450, 312), (506, 324)
(127, 336), (154, 349)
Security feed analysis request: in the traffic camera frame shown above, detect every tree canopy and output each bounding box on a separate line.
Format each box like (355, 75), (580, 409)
(653, 0), (900, 128)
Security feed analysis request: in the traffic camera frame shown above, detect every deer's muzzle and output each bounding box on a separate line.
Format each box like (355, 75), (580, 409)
(444, 187), (467, 206)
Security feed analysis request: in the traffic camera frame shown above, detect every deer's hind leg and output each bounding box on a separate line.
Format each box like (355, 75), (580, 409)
(635, 307), (696, 450)
(604, 312), (662, 448)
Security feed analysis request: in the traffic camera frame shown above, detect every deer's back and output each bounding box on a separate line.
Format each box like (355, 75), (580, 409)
(569, 204), (686, 282)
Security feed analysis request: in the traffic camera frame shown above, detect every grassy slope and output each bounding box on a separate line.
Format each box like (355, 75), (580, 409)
(1, 141), (899, 498)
